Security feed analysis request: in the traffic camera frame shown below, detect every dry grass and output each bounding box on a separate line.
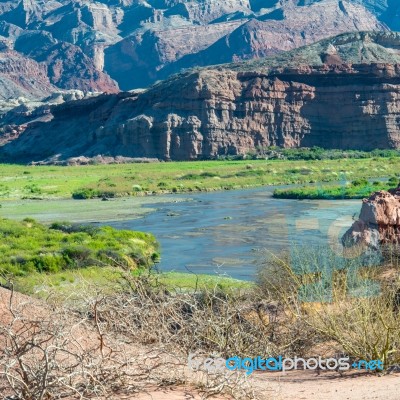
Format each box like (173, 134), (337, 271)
(257, 246), (400, 369)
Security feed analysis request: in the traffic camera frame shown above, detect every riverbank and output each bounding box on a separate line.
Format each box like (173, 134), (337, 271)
(0, 186), (362, 280)
(273, 179), (395, 199)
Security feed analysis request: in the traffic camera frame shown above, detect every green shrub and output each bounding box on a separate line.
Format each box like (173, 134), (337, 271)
(50, 222), (99, 236)
(0, 218), (159, 276)
(97, 190), (117, 198)
(72, 188), (98, 199)
(351, 178), (368, 187)
(180, 173), (199, 180)
(388, 176), (399, 187)
(24, 184), (42, 194)
(30, 254), (65, 273)
(200, 172), (219, 178)
(62, 246), (94, 268)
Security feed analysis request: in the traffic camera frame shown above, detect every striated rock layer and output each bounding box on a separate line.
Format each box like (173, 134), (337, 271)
(4, 62), (400, 162)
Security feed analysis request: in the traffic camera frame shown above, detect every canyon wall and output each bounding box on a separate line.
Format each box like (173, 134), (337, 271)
(3, 63), (400, 162)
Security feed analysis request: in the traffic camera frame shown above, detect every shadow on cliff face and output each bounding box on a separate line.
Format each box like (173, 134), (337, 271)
(0, 93), (139, 164)
(295, 72), (394, 150)
(381, 0), (400, 31)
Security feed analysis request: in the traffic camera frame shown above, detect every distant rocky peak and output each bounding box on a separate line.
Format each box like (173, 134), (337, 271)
(0, 0), (395, 98)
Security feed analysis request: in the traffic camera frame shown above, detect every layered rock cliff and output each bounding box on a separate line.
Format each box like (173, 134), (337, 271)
(4, 30), (400, 163)
(5, 54), (400, 162)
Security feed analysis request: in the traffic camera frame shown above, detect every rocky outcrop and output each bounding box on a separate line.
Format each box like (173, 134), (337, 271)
(13, 31), (119, 93)
(5, 31), (400, 162)
(0, 46), (57, 99)
(342, 189), (400, 249)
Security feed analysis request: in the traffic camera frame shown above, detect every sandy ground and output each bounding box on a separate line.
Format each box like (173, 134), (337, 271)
(256, 369), (400, 400)
(134, 370), (400, 400)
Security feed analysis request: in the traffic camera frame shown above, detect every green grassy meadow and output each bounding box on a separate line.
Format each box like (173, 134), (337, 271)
(273, 177), (399, 199)
(11, 267), (253, 302)
(0, 156), (397, 200)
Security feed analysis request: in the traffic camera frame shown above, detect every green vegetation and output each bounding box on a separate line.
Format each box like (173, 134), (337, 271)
(0, 218), (159, 277)
(253, 147), (400, 161)
(0, 217), (247, 299)
(0, 152), (399, 200)
(11, 266), (124, 300)
(12, 268), (253, 301)
(273, 178), (398, 199)
(157, 271), (253, 292)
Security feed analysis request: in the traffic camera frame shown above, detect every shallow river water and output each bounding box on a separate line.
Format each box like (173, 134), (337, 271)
(107, 187), (361, 280)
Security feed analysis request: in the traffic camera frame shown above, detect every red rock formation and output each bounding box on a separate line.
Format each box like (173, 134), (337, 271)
(0, 47), (57, 99)
(5, 63), (400, 162)
(343, 189), (400, 249)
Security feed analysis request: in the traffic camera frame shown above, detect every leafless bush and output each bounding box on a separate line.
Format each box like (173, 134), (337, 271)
(0, 286), (185, 399)
(90, 272), (289, 360)
(0, 278), (264, 399)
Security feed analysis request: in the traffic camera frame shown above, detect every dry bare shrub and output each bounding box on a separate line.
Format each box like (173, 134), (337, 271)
(87, 272), (273, 399)
(0, 277), (265, 400)
(0, 286), (188, 399)
(92, 272), (286, 360)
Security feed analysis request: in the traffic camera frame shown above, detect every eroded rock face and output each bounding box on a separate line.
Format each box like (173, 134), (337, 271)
(343, 189), (400, 249)
(0, 46), (57, 99)
(5, 61), (400, 162)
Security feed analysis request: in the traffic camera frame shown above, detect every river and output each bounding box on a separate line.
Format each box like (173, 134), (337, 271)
(107, 187), (361, 280)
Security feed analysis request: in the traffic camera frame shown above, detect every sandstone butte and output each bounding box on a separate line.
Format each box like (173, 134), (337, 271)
(2, 62), (400, 163)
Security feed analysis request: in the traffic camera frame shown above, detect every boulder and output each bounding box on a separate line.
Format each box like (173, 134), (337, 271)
(343, 189), (400, 249)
